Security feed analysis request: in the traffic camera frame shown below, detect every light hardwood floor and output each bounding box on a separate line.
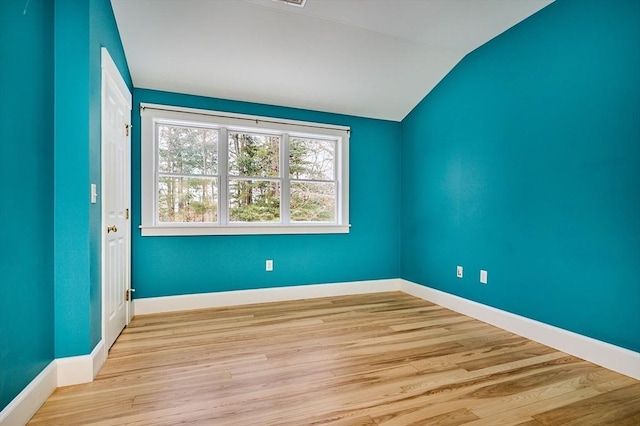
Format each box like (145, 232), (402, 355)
(29, 292), (640, 425)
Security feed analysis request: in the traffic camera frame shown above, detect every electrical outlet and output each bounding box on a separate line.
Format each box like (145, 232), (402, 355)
(266, 260), (273, 271)
(90, 183), (97, 204)
(480, 270), (488, 284)
(456, 266), (463, 278)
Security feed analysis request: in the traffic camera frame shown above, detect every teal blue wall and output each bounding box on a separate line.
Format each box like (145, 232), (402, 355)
(0, 0), (55, 410)
(400, 0), (640, 352)
(3, 0), (638, 414)
(1, 0), (130, 409)
(54, 0), (92, 358)
(54, 0), (131, 358)
(132, 90), (401, 298)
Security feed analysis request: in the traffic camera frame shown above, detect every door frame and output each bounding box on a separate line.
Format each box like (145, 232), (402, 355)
(101, 47), (133, 352)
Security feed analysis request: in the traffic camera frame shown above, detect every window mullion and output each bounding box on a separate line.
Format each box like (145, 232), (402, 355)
(335, 139), (341, 225)
(142, 105), (349, 235)
(219, 127), (228, 225)
(152, 121), (160, 225)
(281, 133), (291, 224)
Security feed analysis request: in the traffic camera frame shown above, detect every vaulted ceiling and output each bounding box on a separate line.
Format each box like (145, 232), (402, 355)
(111, 0), (553, 121)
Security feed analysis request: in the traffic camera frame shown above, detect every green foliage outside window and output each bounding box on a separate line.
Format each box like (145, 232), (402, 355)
(157, 125), (336, 223)
(228, 132), (280, 222)
(157, 125), (218, 223)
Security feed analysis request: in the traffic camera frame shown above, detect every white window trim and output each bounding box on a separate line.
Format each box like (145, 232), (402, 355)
(140, 103), (350, 236)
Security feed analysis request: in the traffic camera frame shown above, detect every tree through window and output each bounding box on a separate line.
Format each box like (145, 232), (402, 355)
(141, 104), (350, 236)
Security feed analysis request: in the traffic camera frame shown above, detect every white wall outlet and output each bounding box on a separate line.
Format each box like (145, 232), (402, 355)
(480, 269), (488, 284)
(456, 266), (463, 278)
(90, 183), (98, 204)
(266, 260), (273, 271)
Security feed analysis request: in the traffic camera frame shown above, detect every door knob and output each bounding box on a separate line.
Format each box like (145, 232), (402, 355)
(107, 225), (118, 233)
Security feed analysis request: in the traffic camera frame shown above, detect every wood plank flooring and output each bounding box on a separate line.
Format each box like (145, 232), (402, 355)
(29, 292), (640, 425)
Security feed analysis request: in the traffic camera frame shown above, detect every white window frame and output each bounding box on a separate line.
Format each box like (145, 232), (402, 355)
(140, 103), (350, 236)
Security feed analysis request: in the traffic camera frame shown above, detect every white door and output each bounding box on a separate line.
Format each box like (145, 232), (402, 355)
(101, 48), (132, 351)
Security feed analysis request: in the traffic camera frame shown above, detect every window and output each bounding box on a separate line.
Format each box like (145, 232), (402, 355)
(140, 104), (349, 236)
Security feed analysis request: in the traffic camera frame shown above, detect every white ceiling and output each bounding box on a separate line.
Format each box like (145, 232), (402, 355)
(111, 0), (553, 121)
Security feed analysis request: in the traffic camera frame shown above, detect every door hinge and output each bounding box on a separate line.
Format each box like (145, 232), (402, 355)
(125, 208), (129, 220)
(125, 124), (131, 137)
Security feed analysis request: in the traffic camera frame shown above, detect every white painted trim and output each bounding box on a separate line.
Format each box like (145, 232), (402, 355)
(56, 355), (91, 387)
(5, 278), (636, 426)
(101, 48), (131, 108)
(134, 279), (401, 315)
(0, 362), (57, 426)
(56, 340), (107, 387)
(399, 279), (640, 380)
(133, 278), (640, 380)
(91, 340), (107, 379)
(140, 104), (350, 237)
(140, 224), (350, 236)
(140, 103), (350, 132)
(101, 47), (133, 352)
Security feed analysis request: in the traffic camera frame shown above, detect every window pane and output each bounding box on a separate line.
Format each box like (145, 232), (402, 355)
(228, 132), (280, 178)
(290, 182), (336, 222)
(158, 176), (218, 223)
(158, 125), (218, 175)
(229, 180), (280, 222)
(290, 137), (335, 181)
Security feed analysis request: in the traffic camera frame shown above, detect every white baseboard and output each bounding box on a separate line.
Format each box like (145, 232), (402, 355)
(5, 278), (636, 426)
(399, 279), (640, 380)
(133, 279), (402, 315)
(56, 340), (106, 387)
(134, 278), (640, 379)
(92, 340), (107, 379)
(1, 341), (107, 425)
(0, 362), (57, 426)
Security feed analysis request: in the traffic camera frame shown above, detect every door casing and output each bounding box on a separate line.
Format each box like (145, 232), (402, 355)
(101, 47), (132, 352)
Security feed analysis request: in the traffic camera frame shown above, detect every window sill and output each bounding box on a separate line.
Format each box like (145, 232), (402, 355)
(139, 224), (351, 236)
